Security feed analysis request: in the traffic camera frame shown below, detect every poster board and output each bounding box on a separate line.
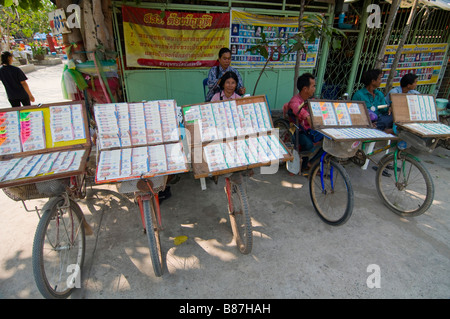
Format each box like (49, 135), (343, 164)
(182, 95), (293, 178)
(0, 101), (91, 188)
(230, 9), (320, 69)
(381, 43), (448, 88)
(94, 101), (189, 184)
(307, 100), (396, 141)
(391, 93), (450, 138)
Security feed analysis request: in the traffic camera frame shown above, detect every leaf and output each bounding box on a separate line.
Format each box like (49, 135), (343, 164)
(174, 236), (188, 246)
(4, 0), (14, 7)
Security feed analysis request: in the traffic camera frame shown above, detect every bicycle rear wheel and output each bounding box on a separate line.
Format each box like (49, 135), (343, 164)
(376, 152), (434, 217)
(226, 178), (252, 254)
(142, 197), (163, 277)
(309, 157), (354, 226)
(32, 196), (86, 299)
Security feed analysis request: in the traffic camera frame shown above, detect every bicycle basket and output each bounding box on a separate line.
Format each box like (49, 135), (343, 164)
(398, 130), (436, 153)
(323, 138), (361, 158)
(2, 178), (70, 201)
(117, 175), (168, 195)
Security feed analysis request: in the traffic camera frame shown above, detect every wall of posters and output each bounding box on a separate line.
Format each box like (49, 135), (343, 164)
(122, 6), (230, 68)
(381, 43), (448, 87)
(230, 9), (320, 68)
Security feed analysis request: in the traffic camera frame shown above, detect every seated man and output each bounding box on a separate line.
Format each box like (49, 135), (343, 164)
(352, 69), (392, 132)
(385, 73), (420, 106)
(287, 73), (323, 174)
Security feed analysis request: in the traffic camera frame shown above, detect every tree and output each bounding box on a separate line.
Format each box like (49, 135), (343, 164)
(0, 0), (55, 50)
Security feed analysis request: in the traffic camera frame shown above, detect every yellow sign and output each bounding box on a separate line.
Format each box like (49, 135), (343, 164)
(381, 43), (448, 87)
(122, 6), (230, 68)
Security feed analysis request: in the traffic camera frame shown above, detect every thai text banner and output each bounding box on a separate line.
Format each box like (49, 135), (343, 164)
(122, 6), (230, 68)
(381, 43), (448, 87)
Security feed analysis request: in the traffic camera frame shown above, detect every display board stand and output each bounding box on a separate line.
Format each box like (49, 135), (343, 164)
(307, 99), (397, 141)
(391, 93), (450, 138)
(182, 95), (293, 179)
(0, 101), (91, 189)
(93, 101), (189, 184)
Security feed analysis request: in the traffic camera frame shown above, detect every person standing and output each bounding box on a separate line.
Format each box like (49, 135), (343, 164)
(205, 47), (245, 102)
(0, 51), (35, 107)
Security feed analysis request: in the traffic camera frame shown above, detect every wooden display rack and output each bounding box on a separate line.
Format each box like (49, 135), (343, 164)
(0, 101), (91, 189)
(93, 101), (189, 184)
(391, 93), (450, 138)
(307, 99), (397, 141)
(182, 95), (293, 179)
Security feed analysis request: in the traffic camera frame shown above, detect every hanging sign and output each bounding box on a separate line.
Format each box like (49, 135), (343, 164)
(122, 6), (230, 68)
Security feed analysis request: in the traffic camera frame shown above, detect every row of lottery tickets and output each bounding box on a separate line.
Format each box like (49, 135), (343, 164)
(320, 128), (396, 140)
(401, 123), (450, 136)
(94, 101), (179, 150)
(203, 135), (288, 172)
(405, 95), (438, 122)
(96, 142), (187, 183)
(0, 149), (85, 183)
(0, 104), (85, 155)
(183, 100), (272, 142)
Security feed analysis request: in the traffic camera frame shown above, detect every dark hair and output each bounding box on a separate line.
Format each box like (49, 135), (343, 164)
(1, 51), (12, 65)
(400, 73), (418, 88)
(297, 73), (315, 92)
(361, 69), (382, 86)
(219, 71), (239, 90)
(218, 47), (231, 58)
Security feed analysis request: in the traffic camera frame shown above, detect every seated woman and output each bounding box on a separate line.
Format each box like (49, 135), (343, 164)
(210, 71), (242, 101)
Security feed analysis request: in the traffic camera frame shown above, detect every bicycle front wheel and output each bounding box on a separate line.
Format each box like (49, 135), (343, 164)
(142, 197), (163, 277)
(376, 152), (434, 217)
(309, 158), (354, 226)
(226, 179), (252, 254)
(32, 196), (86, 299)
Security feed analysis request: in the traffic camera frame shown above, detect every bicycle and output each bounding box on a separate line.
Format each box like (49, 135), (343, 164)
(117, 175), (167, 277)
(351, 128), (436, 217)
(224, 171), (252, 254)
(3, 175), (91, 299)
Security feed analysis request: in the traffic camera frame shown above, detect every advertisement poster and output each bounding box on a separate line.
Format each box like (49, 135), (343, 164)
(230, 9), (320, 68)
(122, 6), (230, 68)
(381, 43), (448, 87)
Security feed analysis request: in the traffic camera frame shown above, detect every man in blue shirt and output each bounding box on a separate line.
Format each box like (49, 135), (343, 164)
(385, 73), (421, 106)
(205, 47), (245, 102)
(352, 68), (391, 131)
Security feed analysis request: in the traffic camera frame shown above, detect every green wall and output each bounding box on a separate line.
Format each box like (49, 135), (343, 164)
(123, 67), (313, 110)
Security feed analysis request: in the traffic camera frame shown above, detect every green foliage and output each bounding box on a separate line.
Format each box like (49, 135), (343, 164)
(0, 0), (55, 49)
(31, 43), (46, 56)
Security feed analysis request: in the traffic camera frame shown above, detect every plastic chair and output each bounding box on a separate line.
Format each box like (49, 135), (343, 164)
(203, 78), (208, 100)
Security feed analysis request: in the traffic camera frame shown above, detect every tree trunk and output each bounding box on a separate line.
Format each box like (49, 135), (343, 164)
(293, 0), (306, 96)
(375, 0), (400, 71)
(384, 0), (419, 93)
(82, 0), (98, 54)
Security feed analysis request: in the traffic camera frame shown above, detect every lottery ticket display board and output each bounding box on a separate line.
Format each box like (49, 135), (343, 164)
(94, 101), (189, 184)
(391, 93), (450, 138)
(0, 102), (91, 188)
(307, 100), (396, 141)
(182, 95), (293, 178)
